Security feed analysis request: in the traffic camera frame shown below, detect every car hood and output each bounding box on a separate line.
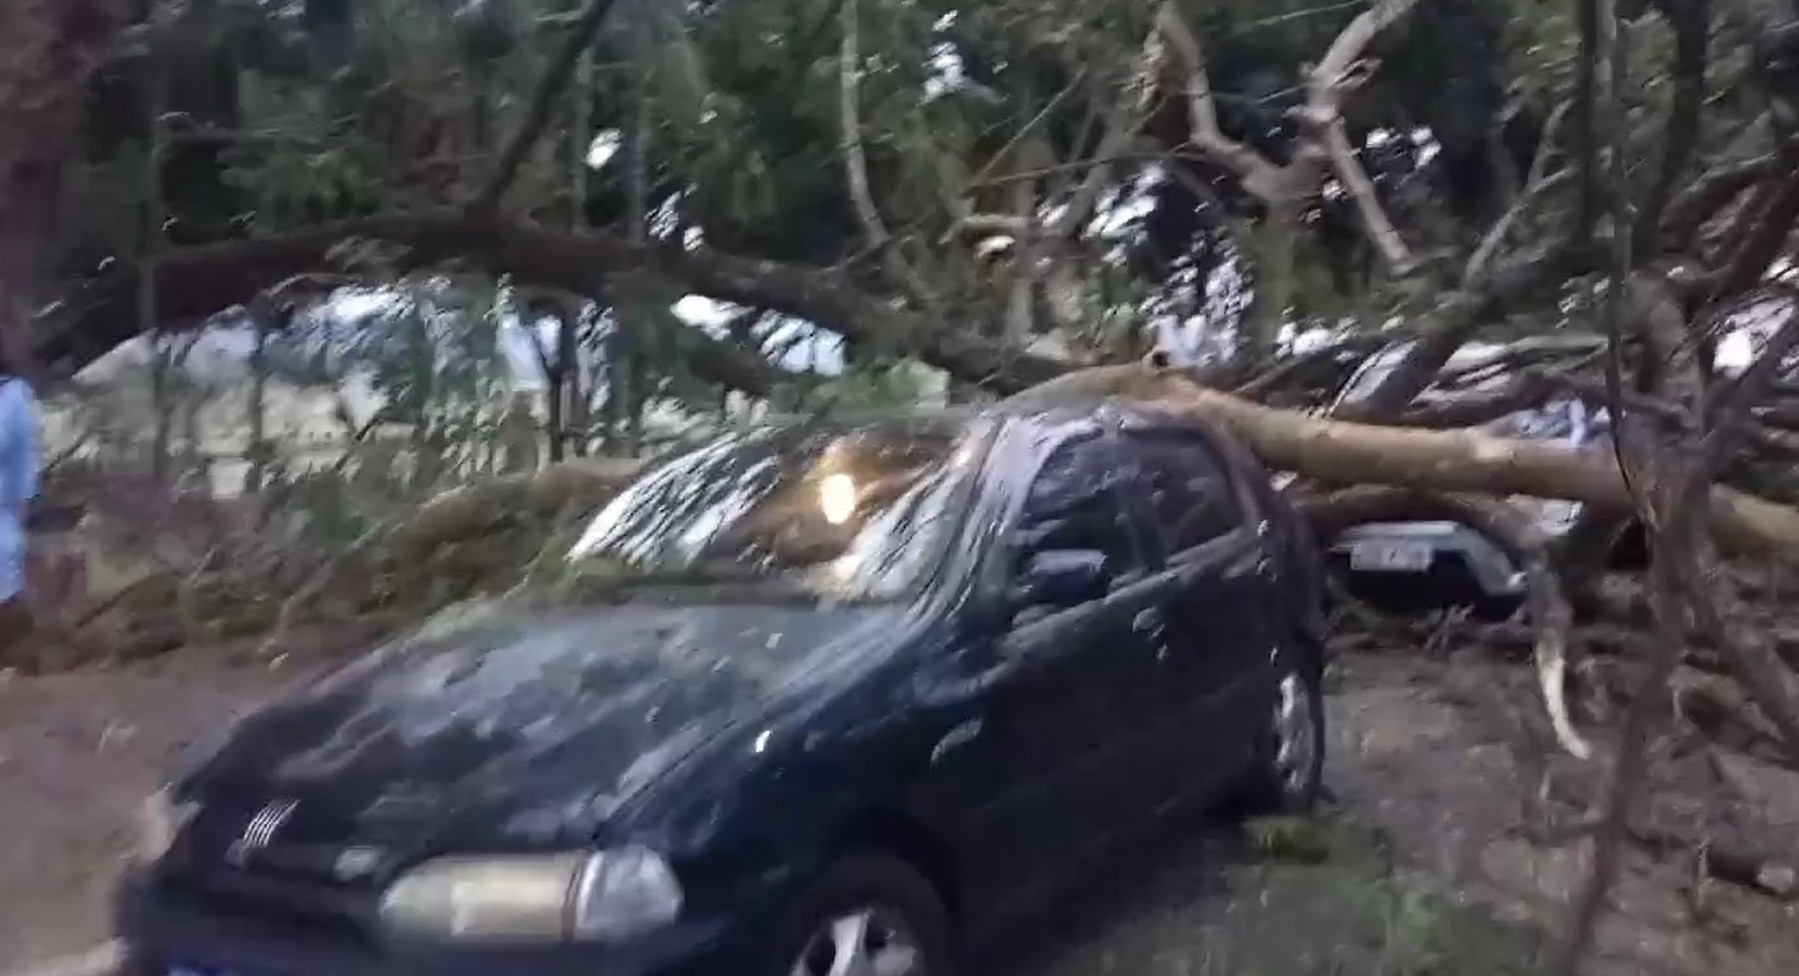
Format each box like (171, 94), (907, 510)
(172, 598), (905, 881)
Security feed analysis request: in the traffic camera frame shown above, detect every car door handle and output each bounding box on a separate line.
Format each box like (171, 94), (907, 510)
(1132, 608), (1165, 636)
(1225, 547), (1275, 581)
(1133, 608), (1170, 661)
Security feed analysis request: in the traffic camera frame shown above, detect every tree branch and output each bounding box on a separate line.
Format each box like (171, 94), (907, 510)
(1152, 3), (1288, 203)
(1465, 171), (1578, 288)
(1570, 0), (1604, 245)
(43, 203), (1080, 397)
(1049, 99), (1147, 239)
(1316, 119), (1417, 273)
(40, 211), (791, 397)
(1633, 0), (1711, 254)
(1297, 0), (1421, 273)
(1691, 172), (1799, 303)
(1658, 155), (1776, 249)
(664, 240), (1072, 390)
(838, 0), (935, 306)
(1333, 239), (1604, 421)
(1464, 99), (1574, 288)
(472, 0), (619, 213)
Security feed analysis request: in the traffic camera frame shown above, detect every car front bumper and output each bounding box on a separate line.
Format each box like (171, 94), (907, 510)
(115, 868), (756, 976)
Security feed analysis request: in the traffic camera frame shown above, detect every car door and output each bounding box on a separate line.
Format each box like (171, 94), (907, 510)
(1115, 425), (1281, 802)
(930, 429), (1170, 915)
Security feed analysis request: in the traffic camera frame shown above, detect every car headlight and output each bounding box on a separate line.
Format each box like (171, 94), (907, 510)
(379, 845), (683, 942)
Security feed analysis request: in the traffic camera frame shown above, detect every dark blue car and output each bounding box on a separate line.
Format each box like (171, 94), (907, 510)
(117, 400), (1326, 976)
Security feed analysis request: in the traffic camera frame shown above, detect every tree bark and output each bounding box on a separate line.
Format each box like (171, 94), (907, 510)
(381, 457), (643, 567)
(1240, 206), (1300, 364)
(0, 0), (123, 370)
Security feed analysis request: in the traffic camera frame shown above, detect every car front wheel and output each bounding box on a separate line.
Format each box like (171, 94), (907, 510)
(775, 855), (955, 976)
(1240, 648), (1325, 813)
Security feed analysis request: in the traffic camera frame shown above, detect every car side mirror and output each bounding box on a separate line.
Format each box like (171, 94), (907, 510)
(1009, 548), (1111, 612)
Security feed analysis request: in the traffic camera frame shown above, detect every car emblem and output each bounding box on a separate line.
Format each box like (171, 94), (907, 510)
(226, 799), (298, 866)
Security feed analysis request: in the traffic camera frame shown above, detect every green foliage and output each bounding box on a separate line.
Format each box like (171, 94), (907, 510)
(1245, 814), (1341, 864)
(84, 145), (162, 254)
(72, 0), (1762, 445)
(804, 360), (944, 415)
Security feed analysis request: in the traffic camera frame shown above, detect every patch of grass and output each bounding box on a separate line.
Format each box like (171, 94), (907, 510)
(1243, 814), (1363, 865)
(1237, 813), (1537, 976)
(1365, 881), (1536, 976)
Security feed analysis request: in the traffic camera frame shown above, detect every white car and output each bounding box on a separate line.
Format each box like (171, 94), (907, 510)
(1324, 334), (1618, 613)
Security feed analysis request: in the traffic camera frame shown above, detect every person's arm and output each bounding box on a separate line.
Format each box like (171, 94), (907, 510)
(20, 384), (39, 504)
(0, 382), (36, 509)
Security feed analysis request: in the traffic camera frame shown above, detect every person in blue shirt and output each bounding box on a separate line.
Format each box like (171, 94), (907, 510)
(0, 340), (39, 648)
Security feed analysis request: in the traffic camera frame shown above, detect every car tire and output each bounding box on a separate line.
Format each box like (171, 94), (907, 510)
(1236, 643), (1325, 815)
(771, 854), (956, 976)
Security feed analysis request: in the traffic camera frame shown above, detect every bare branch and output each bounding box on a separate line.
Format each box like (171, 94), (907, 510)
(1296, 0), (1423, 273)
(1333, 239), (1604, 421)
(1633, 0), (1712, 253)
(1465, 170), (1576, 287)
(1659, 155), (1777, 248)
(1315, 121), (1416, 273)
(473, 0), (620, 213)
(838, 0), (893, 251)
(1464, 99), (1575, 287)
(1152, 3), (1288, 202)
(39, 211), (795, 396)
(1550, 15), (1795, 963)
(1693, 173), (1799, 303)
(1049, 99), (1147, 239)
(837, 0), (935, 305)
(1570, 0), (1603, 245)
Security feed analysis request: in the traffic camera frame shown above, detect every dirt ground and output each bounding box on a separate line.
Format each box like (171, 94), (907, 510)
(2, 649), (1796, 975)
(0, 651), (329, 972)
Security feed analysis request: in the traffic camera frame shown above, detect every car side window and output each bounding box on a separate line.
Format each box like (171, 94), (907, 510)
(1120, 431), (1242, 556)
(1004, 436), (1140, 610)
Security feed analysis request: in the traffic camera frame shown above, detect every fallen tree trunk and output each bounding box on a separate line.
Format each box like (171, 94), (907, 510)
(1012, 363), (1799, 556)
(380, 457), (644, 567)
(41, 209), (1073, 395)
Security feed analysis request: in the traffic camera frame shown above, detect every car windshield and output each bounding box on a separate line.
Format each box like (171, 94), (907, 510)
(564, 415), (990, 602)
